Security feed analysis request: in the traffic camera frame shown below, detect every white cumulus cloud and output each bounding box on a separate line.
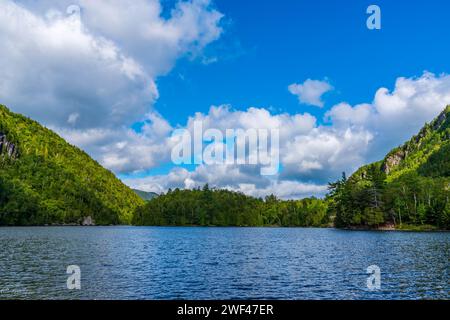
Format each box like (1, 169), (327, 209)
(0, 0), (224, 173)
(326, 72), (450, 161)
(288, 79), (333, 107)
(126, 72), (450, 198)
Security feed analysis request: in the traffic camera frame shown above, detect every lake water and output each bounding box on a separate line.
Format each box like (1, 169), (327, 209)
(0, 227), (448, 300)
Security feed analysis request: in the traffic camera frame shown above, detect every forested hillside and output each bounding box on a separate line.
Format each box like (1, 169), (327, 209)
(0, 105), (143, 225)
(328, 105), (450, 230)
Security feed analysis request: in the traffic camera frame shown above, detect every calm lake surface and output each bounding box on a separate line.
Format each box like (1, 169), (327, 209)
(0, 227), (448, 300)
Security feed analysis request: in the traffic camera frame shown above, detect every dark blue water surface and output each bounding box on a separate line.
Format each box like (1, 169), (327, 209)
(0, 227), (448, 300)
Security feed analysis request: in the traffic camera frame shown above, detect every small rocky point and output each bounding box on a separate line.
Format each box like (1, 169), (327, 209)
(82, 216), (95, 226)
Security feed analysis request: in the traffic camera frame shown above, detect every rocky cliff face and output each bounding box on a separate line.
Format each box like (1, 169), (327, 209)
(380, 106), (450, 175)
(381, 150), (405, 175)
(0, 133), (18, 159)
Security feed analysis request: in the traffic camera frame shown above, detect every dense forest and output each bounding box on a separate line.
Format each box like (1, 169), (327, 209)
(327, 106), (450, 230)
(132, 185), (329, 227)
(0, 105), (143, 226)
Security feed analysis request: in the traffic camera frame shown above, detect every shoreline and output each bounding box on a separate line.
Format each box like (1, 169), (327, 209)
(0, 224), (448, 232)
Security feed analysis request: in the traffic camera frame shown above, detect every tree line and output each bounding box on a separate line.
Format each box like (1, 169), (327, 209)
(133, 167), (449, 230)
(132, 184), (329, 227)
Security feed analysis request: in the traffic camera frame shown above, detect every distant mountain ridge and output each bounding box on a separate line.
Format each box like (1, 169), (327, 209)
(0, 104), (143, 225)
(133, 189), (158, 201)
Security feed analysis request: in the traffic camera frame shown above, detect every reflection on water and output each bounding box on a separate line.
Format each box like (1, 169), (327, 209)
(0, 227), (448, 299)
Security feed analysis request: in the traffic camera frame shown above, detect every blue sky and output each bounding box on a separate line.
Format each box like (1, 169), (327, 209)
(155, 0), (450, 123)
(1, 0), (450, 198)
